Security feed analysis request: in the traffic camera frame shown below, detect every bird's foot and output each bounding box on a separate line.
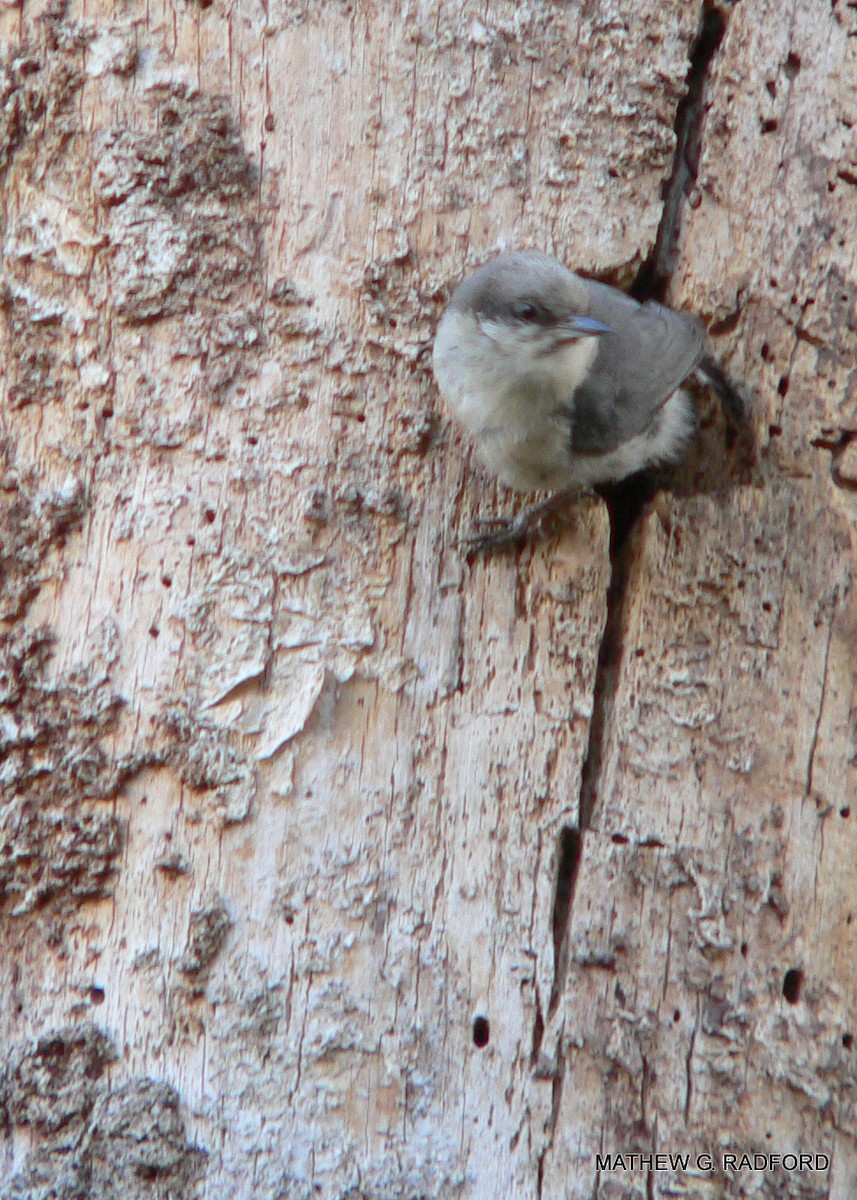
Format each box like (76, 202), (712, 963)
(464, 514), (534, 556)
(462, 488), (591, 557)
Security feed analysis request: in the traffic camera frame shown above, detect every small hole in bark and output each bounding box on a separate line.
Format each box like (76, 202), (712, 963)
(762, 601), (772, 612)
(740, 942), (748, 957)
(472, 1016), (490, 1048)
(841, 807), (851, 818)
(761, 342), (771, 360)
(148, 626), (159, 638)
(765, 80), (777, 97)
(611, 833), (629, 845)
(784, 51), (802, 76)
(90, 986), (105, 1005)
(673, 1009), (681, 1023)
(778, 376), (790, 397)
(161, 575), (172, 588)
(782, 968), (804, 1004)
(760, 118), (779, 134)
(843, 1033), (854, 1050)
(204, 508), (217, 524)
(769, 424), (783, 437)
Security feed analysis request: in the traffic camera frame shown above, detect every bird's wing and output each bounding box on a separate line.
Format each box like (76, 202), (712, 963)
(569, 284), (706, 455)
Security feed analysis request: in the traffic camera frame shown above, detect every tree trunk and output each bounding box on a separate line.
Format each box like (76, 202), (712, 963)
(1, 1), (855, 1198)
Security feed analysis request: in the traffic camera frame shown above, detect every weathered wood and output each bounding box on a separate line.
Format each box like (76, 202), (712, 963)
(0, 1), (855, 1198)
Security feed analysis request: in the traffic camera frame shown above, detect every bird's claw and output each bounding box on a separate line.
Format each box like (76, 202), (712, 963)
(460, 489), (592, 557)
(463, 516), (531, 556)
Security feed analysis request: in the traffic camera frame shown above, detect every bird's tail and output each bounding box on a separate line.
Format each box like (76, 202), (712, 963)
(693, 354), (746, 423)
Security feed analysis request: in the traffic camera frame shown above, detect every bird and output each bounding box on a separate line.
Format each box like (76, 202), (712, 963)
(432, 250), (743, 551)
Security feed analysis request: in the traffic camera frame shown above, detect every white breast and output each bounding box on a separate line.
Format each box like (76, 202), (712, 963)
(432, 310), (599, 492)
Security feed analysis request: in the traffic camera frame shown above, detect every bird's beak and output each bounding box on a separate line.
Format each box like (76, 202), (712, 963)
(555, 315), (614, 342)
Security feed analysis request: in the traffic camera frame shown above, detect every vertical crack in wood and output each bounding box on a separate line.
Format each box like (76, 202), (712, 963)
(547, 827), (583, 1021)
(534, 827), (582, 1199)
(535, 1051), (569, 1200)
(578, 473), (655, 830)
(684, 1024), (697, 1122)
(578, 0), (731, 830)
(805, 614), (833, 799)
(536, 8), (731, 1189)
(632, 1), (727, 302)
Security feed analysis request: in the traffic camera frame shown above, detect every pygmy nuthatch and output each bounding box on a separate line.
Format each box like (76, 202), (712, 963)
(433, 251), (741, 547)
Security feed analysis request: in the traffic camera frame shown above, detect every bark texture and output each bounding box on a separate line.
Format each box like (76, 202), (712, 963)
(0, 1), (855, 1198)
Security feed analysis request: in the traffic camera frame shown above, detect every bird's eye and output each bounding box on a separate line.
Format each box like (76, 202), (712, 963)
(512, 300), (540, 322)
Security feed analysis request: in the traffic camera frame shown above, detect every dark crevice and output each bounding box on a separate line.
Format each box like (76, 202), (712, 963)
(684, 1024), (697, 1121)
(632, 3), (727, 301)
(537, 11), (731, 1190)
(547, 827), (583, 1019)
(535, 1064), (566, 1200)
(578, 0), (731, 825)
(578, 472), (659, 829)
(530, 1005), (545, 1066)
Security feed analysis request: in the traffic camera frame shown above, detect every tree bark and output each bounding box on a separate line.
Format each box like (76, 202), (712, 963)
(1, 1), (855, 1198)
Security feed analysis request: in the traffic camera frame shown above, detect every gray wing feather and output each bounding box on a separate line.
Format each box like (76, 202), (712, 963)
(570, 281), (706, 455)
